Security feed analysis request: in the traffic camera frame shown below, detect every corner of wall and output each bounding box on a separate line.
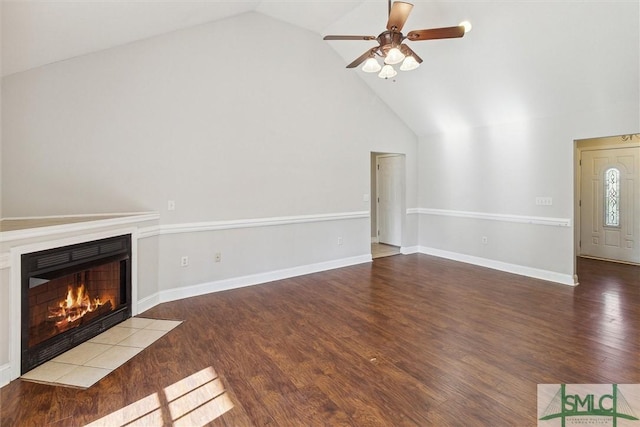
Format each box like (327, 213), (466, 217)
(0, 363), (10, 388)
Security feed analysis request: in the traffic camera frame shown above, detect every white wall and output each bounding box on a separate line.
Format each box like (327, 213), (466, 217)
(0, 11), (419, 358)
(413, 0), (639, 282)
(0, 2), (7, 385)
(2, 12), (417, 222)
(417, 103), (640, 281)
(0, 0), (3, 219)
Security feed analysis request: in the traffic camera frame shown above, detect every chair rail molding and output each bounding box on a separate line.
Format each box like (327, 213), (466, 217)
(138, 211), (370, 238)
(413, 208), (571, 227)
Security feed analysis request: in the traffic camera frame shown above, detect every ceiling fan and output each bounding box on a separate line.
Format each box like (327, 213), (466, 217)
(323, 0), (470, 78)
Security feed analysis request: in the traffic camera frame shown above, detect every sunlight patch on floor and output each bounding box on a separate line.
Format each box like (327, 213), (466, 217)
(84, 366), (233, 427)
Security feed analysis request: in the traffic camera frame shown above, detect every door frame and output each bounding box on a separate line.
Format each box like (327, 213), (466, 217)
(574, 135), (640, 275)
(371, 152), (406, 249)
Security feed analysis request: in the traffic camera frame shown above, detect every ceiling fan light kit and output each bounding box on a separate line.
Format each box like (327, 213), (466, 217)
(384, 47), (405, 65)
(362, 57), (382, 73)
(323, 0), (469, 79)
(399, 55), (420, 71)
(379, 64), (398, 79)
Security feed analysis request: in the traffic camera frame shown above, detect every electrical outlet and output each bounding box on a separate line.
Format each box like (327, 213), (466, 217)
(214, 252), (221, 263)
(168, 200), (176, 211)
(338, 237), (343, 246)
(535, 197), (553, 206)
(180, 256), (189, 267)
(482, 236), (488, 244)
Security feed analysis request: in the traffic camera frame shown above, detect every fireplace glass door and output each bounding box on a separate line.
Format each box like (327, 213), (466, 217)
(21, 235), (132, 373)
(27, 260), (123, 348)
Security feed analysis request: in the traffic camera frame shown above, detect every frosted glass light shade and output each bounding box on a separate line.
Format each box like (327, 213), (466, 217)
(460, 21), (472, 33)
(378, 64), (397, 79)
(362, 57), (382, 73)
(400, 55), (420, 71)
(384, 47), (405, 65)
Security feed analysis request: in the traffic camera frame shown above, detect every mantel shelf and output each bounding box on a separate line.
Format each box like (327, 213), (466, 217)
(0, 212), (159, 243)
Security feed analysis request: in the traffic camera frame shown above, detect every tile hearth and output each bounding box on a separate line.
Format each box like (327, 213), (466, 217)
(20, 317), (182, 389)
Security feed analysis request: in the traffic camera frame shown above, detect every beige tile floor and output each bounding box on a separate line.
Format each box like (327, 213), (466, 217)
(21, 317), (182, 389)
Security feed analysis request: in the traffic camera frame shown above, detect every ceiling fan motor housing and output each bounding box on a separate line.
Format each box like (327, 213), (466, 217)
(377, 31), (404, 55)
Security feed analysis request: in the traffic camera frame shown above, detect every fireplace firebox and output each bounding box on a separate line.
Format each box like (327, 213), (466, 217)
(21, 235), (132, 374)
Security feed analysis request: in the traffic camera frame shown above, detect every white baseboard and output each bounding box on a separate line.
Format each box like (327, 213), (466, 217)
(401, 246), (419, 255)
(136, 293), (161, 315)
(418, 246), (576, 286)
(0, 363), (11, 387)
(136, 254), (372, 314)
(371, 237), (379, 244)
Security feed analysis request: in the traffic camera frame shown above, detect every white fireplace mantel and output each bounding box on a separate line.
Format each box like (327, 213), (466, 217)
(0, 212), (159, 385)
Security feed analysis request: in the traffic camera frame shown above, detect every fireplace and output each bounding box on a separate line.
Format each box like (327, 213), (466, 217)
(21, 235), (132, 374)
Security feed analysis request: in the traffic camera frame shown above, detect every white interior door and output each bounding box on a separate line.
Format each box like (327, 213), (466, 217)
(377, 155), (403, 247)
(580, 146), (640, 263)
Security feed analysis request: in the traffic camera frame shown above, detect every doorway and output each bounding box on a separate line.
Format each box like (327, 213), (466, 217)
(371, 153), (405, 259)
(576, 135), (640, 266)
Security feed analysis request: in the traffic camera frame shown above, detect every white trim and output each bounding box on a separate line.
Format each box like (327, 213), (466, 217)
(415, 208), (571, 227)
(138, 211), (370, 239)
(400, 246), (419, 255)
(137, 254), (372, 314)
(9, 250), (21, 380)
(138, 225), (162, 239)
(418, 246), (576, 286)
(0, 253), (10, 270)
(406, 208), (420, 215)
(130, 230), (139, 317)
(1, 211), (157, 221)
(137, 293), (161, 315)
(0, 363), (10, 387)
(0, 212), (159, 242)
(371, 237), (379, 243)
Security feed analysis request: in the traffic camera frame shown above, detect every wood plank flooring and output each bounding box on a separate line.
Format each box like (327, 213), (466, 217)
(1, 255), (638, 426)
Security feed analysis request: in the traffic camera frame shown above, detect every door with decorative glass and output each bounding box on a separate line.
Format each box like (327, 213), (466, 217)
(580, 147), (639, 264)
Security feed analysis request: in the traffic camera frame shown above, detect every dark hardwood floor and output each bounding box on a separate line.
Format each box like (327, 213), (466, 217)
(1, 255), (638, 426)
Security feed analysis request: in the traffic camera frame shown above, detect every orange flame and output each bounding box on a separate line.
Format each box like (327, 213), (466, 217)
(50, 284), (104, 326)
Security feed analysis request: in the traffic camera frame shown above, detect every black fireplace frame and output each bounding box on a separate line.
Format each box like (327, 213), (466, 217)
(21, 234), (132, 374)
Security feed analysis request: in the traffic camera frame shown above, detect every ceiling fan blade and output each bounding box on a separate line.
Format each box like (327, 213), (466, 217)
(323, 35), (377, 41)
(406, 26), (465, 41)
(400, 44), (423, 63)
(386, 1), (414, 31)
(346, 48), (378, 69)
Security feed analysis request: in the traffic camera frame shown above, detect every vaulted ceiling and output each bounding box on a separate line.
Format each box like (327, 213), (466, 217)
(2, 1), (638, 137)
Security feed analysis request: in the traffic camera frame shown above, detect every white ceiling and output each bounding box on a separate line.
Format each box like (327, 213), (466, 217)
(2, 0), (638, 136)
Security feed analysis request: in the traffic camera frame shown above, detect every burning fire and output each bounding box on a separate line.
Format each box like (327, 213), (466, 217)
(49, 284), (105, 326)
